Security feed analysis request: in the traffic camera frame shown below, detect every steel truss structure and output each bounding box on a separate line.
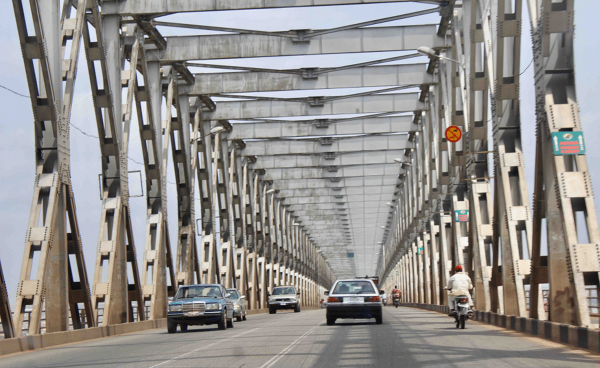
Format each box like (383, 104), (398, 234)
(380, 0), (600, 328)
(2, 0), (598, 337)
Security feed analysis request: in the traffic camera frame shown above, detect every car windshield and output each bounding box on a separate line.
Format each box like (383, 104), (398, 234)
(332, 281), (375, 295)
(272, 287), (295, 295)
(176, 286), (222, 300)
(227, 290), (239, 299)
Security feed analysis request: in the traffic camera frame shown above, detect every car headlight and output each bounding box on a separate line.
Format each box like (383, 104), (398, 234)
(168, 304), (182, 312)
(206, 303), (220, 311)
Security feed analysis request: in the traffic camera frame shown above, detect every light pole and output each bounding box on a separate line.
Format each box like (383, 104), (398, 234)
(418, 46), (467, 91)
(417, 46), (465, 71)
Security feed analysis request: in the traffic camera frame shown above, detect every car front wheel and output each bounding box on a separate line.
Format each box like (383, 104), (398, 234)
(326, 318), (336, 326)
(218, 310), (227, 330)
(167, 319), (177, 334)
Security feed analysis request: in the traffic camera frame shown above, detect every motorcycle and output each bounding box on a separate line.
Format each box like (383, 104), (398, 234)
(392, 294), (401, 308)
(444, 287), (473, 329)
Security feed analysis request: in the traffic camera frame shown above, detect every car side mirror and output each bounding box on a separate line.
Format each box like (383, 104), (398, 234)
(267, 292), (271, 297)
(225, 293), (231, 298)
(324, 291), (329, 295)
(296, 292), (300, 296)
(240, 295), (246, 299)
(168, 297), (173, 302)
(379, 290), (385, 295)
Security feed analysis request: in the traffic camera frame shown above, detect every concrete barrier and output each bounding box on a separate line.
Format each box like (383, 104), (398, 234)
(398, 303), (600, 355)
(0, 306), (321, 356)
(0, 318), (166, 356)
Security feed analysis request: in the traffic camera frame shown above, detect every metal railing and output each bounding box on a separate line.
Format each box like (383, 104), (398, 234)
(525, 286), (598, 316)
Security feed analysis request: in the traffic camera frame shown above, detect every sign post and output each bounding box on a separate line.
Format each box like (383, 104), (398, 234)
(551, 131), (586, 155)
(445, 125), (462, 143)
(454, 210), (469, 222)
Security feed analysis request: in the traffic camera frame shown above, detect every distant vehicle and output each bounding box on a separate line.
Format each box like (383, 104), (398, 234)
(325, 279), (383, 325)
(382, 292), (388, 306)
(167, 284), (235, 333)
(357, 275), (380, 287)
(393, 293), (401, 308)
(226, 288), (247, 321)
(268, 286), (301, 314)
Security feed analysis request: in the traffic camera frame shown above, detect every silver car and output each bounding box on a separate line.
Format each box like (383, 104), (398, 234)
(325, 279), (383, 325)
(268, 286), (301, 314)
(226, 288), (247, 321)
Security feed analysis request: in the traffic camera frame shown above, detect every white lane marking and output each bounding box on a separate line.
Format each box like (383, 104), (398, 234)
(259, 321), (322, 368)
(148, 328), (259, 368)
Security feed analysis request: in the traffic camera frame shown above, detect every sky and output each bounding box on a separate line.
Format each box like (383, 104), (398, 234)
(0, 1), (599, 304)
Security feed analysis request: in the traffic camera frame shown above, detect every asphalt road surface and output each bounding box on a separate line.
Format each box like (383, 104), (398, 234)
(1, 307), (598, 367)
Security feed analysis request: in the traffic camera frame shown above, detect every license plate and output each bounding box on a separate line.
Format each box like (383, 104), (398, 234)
(344, 297), (363, 303)
(280, 302), (287, 305)
(187, 311), (201, 317)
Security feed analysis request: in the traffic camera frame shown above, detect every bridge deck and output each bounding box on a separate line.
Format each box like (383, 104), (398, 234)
(1, 307), (597, 367)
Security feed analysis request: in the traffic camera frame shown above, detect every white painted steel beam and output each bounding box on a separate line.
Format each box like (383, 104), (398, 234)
(250, 149), (411, 169)
(183, 64), (433, 95)
(270, 175), (400, 190)
(242, 135), (413, 156)
(261, 164), (403, 180)
(277, 186), (396, 198)
(283, 194), (394, 205)
(205, 92), (425, 120)
(149, 25), (443, 62)
(228, 116), (419, 141)
(108, 1), (442, 15)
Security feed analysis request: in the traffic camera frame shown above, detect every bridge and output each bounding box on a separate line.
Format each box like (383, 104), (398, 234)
(0, 0), (599, 365)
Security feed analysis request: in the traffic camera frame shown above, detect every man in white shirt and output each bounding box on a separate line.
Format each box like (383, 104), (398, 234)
(446, 265), (473, 315)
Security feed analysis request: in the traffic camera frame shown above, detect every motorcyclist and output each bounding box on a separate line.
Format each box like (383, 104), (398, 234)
(446, 265), (473, 315)
(391, 286), (401, 299)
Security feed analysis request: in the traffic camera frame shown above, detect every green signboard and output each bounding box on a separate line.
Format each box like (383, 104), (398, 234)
(552, 131), (586, 155)
(347, 252), (354, 258)
(454, 210), (469, 222)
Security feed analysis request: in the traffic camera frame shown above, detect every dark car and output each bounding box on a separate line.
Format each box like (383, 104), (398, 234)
(325, 279), (383, 325)
(167, 284), (235, 333)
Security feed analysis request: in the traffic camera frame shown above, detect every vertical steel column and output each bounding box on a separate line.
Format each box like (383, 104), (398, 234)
(212, 129), (235, 288)
(241, 161), (257, 308)
(430, 220), (441, 305)
(229, 146), (248, 295)
(527, 0), (600, 327)
(140, 75), (177, 320)
(0, 261), (15, 338)
(12, 0), (94, 334)
(195, 115), (217, 284)
(252, 173), (266, 308)
(133, 44), (168, 322)
(119, 35), (145, 322)
(438, 215), (452, 305)
(479, 0), (531, 318)
(173, 92), (196, 288)
(422, 231), (432, 304)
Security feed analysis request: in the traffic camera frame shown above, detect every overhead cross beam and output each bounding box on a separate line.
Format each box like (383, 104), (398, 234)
(148, 25), (444, 62)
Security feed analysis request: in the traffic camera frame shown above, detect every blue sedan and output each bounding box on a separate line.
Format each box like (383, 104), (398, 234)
(167, 284), (235, 333)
